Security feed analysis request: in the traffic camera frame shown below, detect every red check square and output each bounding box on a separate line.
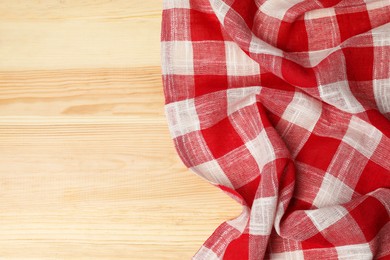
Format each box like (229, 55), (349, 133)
(349, 196), (389, 242)
(202, 117), (245, 159)
(343, 47), (374, 81)
(355, 160), (390, 195)
(336, 9), (372, 43)
(296, 134), (341, 172)
(190, 9), (224, 41)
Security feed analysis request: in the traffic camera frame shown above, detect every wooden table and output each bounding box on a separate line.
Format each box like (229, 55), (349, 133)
(0, 1), (241, 259)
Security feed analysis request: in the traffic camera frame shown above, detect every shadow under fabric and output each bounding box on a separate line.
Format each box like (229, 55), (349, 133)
(161, 0), (390, 259)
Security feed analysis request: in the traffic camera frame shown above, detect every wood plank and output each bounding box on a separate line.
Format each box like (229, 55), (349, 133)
(0, 19), (160, 70)
(0, 67), (164, 116)
(0, 1), (161, 20)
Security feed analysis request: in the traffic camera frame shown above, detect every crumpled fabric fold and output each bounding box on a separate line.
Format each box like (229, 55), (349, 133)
(161, 0), (390, 259)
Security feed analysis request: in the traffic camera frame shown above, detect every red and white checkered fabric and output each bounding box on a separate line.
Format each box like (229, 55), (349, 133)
(161, 0), (390, 259)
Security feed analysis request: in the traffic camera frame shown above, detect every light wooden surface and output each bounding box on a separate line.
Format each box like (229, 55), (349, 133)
(0, 1), (241, 259)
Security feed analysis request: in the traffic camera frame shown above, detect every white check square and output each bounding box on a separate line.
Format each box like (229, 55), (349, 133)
(336, 243), (373, 260)
(161, 41), (194, 75)
(319, 81), (365, 113)
(210, 0), (231, 23)
(225, 41), (260, 76)
(306, 206), (348, 231)
(163, 0), (190, 9)
(250, 196), (277, 235)
(227, 87), (261, 115)
(342, 116), (382, 158)
(281, 92), (322, 132)
(165, 99), (200, 138)
(245, 130), (275, 171)
(313, 173), (355, 208)
(260, 0), (304, 21)
(374, 79), (390, 114)
(270, 250), (305, 259)
(191, 160), (233, 188)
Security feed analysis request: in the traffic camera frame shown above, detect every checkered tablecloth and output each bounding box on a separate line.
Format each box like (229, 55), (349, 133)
(161, 0), (390, 259)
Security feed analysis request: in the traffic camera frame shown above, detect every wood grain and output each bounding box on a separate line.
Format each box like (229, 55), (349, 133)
(0, 1), (241, 259)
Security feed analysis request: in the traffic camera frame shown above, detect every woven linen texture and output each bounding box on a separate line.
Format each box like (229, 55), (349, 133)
(161, 0), (390, 259)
